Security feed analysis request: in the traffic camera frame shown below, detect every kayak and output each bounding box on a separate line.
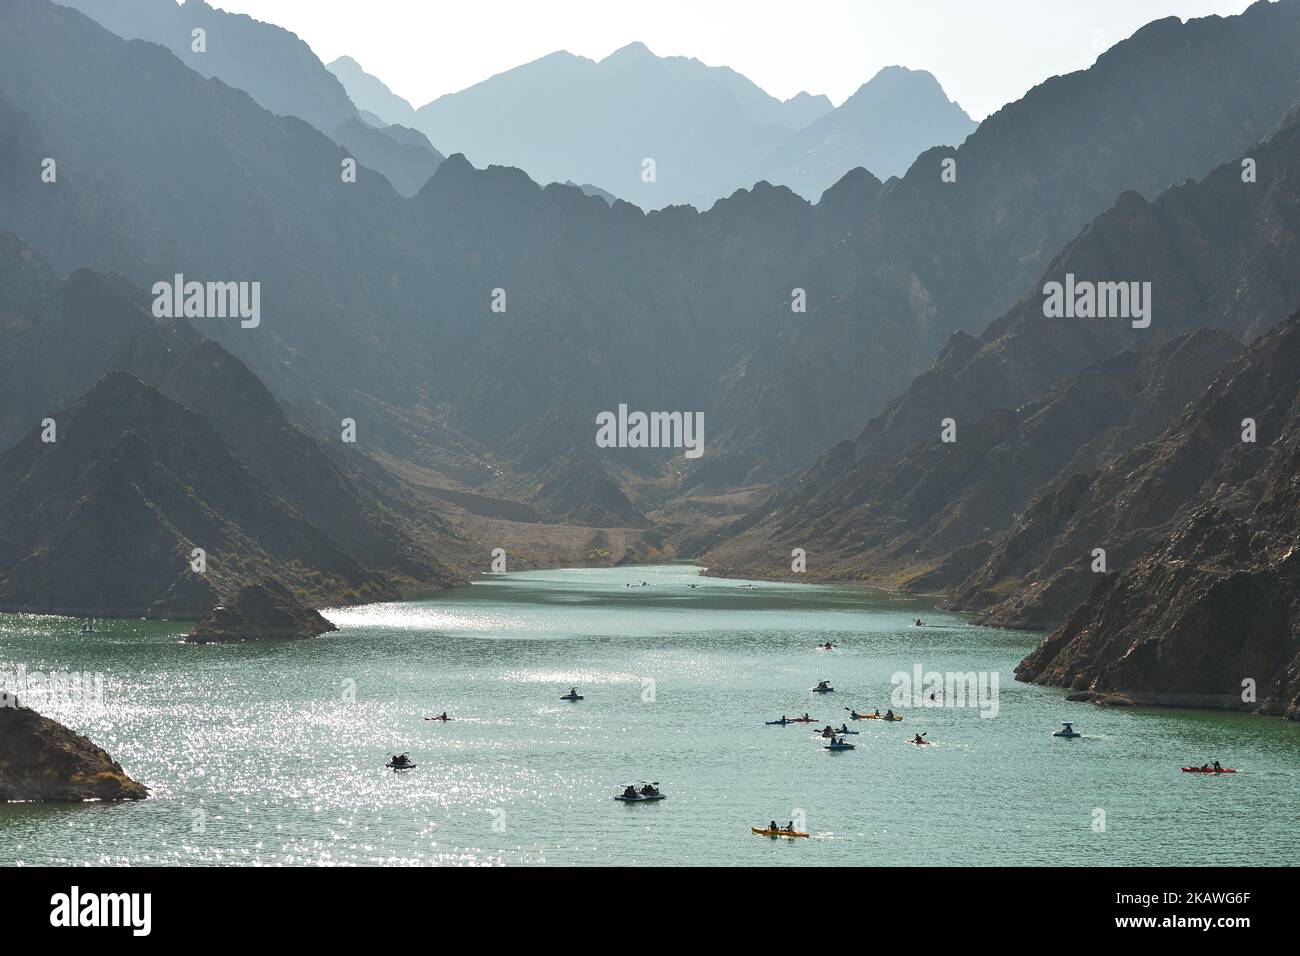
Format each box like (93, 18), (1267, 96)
(752, 827), (810, 838)
(1181, 767), (1236, 774)
(1052, 730), (1082, 738)
(767, 717), (817, 724)
(846, 713), (875, 720)
(811, 687), (835, 693)
(614, 793), (667, 802)
(560, 694), (583, 701)
(815, 730), (860, 737)
(906, 739), (933, 746)
(424, 716), (452, 721)
(879, 715), (904, 721)
(823, 742), (856, 751)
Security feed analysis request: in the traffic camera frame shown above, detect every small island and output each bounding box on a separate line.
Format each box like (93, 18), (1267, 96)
(187, 579), (339, 644)
(0, 699), (148, 802)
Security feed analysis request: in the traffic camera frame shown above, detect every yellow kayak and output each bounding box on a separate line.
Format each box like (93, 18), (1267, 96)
(752, 827), (810, 838)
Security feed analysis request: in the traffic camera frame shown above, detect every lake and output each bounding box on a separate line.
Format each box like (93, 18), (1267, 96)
(1, 564), (1296, 866)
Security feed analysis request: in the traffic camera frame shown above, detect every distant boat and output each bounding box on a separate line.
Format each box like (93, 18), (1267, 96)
(79, 617), (95, 634)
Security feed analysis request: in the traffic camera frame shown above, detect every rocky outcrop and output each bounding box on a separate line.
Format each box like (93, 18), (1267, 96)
(0, 700), (148, 801)
(187, 579), (338, 643)
(1016, 504), (1300, 720)
(1015, 315), (1300, 719)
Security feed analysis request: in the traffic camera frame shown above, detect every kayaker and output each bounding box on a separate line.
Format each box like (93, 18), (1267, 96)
(849, 709), (864, 719)
(802, 713), (811, 721)
(884, 709), (895, 720)
(769, 820), (778, 832)
(784, 820), (795, 833)
(1201, 763), (1211, 772)
(838, 723), (850, 733)
(915, 618), (923, 626)
(873, 708), (880, 716)
(912, 734), (925, 744)
(1213, 760), (1222, 772)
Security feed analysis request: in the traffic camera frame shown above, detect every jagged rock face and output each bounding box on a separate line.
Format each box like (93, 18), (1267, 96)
(960, 312), (1300, 627)
(1016, 506), (1300, 720)
(0, 702), (148, 801)
(1015, 316), (1300, 719)
(187, 579), (339, 643)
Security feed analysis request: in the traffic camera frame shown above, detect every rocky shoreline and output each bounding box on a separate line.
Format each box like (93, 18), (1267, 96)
(0, 699), (148, 802)
(187, 579), (339, 644)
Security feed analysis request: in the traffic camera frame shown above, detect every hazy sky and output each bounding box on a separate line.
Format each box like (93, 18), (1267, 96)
(210, 0), (1257, 119)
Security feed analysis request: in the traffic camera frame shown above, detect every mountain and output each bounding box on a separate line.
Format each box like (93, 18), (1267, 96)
(8, 0), (1300, 550)
(705, 330), (1241, 585)
(707, 0), (1300, 472)
(1015, 313), (1300, 721)
(0, 238), (465, 614)
(706, 101), (1300, 587)
(330, 116), (444, 196)
(55, 0), (443, 197)
(412, 42), (841, 209)
(55, 0), (357, 134)
(0, 0), (886, 519)
(750, 66), (976, 200)
(327, 54), (420, 127)
(0, 371), (397, 616)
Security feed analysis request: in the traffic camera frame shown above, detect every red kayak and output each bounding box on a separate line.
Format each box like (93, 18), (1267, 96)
(1181, 767), (1236, 773)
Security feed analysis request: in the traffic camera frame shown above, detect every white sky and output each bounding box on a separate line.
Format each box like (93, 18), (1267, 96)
(210, 0), (1258, 119)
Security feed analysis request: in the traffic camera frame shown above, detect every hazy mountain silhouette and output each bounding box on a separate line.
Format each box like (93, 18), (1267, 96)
(750, 66), (976, 200)
(411, 42), (844, 208)
(56, 0), (357, 133)
(56, 0), (444, 196)
(327, 54), (420, 127)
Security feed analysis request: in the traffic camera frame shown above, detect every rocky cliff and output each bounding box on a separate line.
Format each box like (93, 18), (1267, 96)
(1015, 314), (1300, 719)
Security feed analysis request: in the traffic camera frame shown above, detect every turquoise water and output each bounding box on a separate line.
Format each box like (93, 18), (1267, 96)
(1, 564), (1296, 866)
